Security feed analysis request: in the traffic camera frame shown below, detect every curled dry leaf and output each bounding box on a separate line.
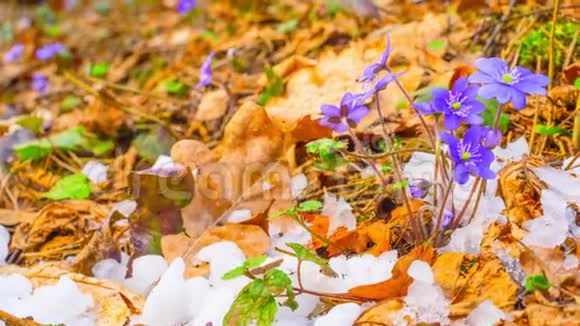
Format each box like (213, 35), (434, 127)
(355, 299), (404, 325)
(10, 201), (105, 262)
(498, 159), (546, 224)
(170, 139), (215, 171)
(347, 245), (436, 300)
(510, 303), (580, 326)
(195, 89), (230, 121)
(433, 253), (519, 318)
(257, 55), (317, 87)
(0, 264), (144, 325)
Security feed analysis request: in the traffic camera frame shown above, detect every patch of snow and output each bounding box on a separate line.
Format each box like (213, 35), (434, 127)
(465, 300), (511, 326)
(226, 209), (252, 223)
(492, 137), (529, 172)
(91, 252), (129, 283)
(124, 255), (168, 296)
(322, 192), (357, 236)
(291, 173), (308, 198)
(269, 220), (310, 253)
(439, 196), (506, 255)
(492, 241), (526, 286)
(533, 165), (580, 201)
(81, 160), (108, 184)
(523, 189), (575, 248)
(262, 181), (273, 191)
(294, 250), (398, 293)
(360, 165), (379, 178)
(0, 225), (9, 265)
(563, 254), (578, 271)
(152, 155), (178, 169)
(313, 303), (362, 326)
(133, 258), (194, 326)
(14, 276), (95, 325)
(397, 260), (450, 325)
(111, 199), (137, 217)
(563, 156), (580, 174)
(195, 241), (246, 284)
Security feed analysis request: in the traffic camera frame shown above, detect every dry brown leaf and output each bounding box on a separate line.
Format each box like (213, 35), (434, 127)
(0, 264), (143, 325)
(443, 256), (519, 318)
(519, 246), (580, 289)
(257, 55), (317, 87)
(498, 159), (545, 224)
(195, 89), (230, 121)
(355, 299), (404, 325)
(0, 209), (35, 227)
(170, 139), (215, 171)
(347, 245), (436, 300)
(432, 252), (467, 298)
(509, 303), (580, 326)
(161, 224), (270, 278)
(10, 201), (104, 255)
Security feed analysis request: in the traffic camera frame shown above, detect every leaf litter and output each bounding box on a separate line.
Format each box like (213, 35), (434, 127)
(0, 0), (579, 325)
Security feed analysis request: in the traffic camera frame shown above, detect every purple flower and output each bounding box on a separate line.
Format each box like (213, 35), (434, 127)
(468, 57), (549, 110)
(3, 44), (25, 63)
(431, 77), (485, 130)
(195, 52), (214, 89)
(32, 73), (49, 94)
(414, 102), (437, 116)
(409, 179), (430, 199)
(440, 127), (496, 184)
(177, 0), (197, 15)
(319, 92), (369, 133)
(35, 43), (65, 61)
(441, 209), (454, 229)
(481, 126), (501, 147)
(358, 36), (391, 83)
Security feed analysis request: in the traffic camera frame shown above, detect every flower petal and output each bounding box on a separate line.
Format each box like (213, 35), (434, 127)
(464, 126), (483, 144)
(465, 114), (483, 125)
(320, 104), (341, 117)
(452, 77), (469, 93)
(347, 105), (370, 123)
(512, 77), (549, 95)
(431, 87), (449, 100)
(474, 57), (507, 77)
(443, 114), (461, 130)
(510, 90), (527, 110)
(479, 83), (511, 103)
(468, 71), (496, 84)
(454, 164), (470, 184)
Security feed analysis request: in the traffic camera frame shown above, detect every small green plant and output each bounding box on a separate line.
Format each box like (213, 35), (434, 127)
(305, 138), (347, 170)
(519, 21), (578, 68)
(222, 259), (297, 326)
(525, 274), (551, 292)
(258, 67), (284, 106)
(269, 200), (323, 220)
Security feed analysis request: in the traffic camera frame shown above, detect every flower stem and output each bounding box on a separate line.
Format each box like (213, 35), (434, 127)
(347, 127), (389, 186)
(375, 98), (425, 242)
(452, 177), (481, 228)
(385, 67), (435, 149)
(429, 177), (454, 244)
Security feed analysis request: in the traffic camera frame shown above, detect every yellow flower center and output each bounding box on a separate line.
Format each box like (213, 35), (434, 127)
(452, 102), (461, 110)
(461, 152), (471, 161)
(501, 73), (514, 83)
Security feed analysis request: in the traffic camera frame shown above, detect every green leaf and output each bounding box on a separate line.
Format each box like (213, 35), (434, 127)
(164, 80), (190, 96)
(222, 255), (268, 280)
(427, 39), (446, 51)
(132, 126), (176, 163)
(381, 163), (393, 174)
(306, 138), (348, 171)
(392, 180), (410, 190)
(574, 78), (580, 89)
(298, 200), (322, 212)
(16, 115), (44, 134)
(90, 63), (110, 78)
(277, 19), (299, 33)
(14, 127), (113, 160)
(43, 174), (92, 200)
(525, 274), (551, 292)
(257, 67), (284, 106)
(286, 242), (337, 277)
(479, 98), (510, 133)
(223, 279), (278, 326)
(264, 269), (298, 311)
(61, 95), (82, 112)
(534, 124), (571, 136)
(200, 30), (219, 41)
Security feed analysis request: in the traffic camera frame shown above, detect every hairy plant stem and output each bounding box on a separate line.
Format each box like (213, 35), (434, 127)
(429, 177), (454, 244)
(385, 67), (435, 149)
(375, 98), (425, 242)
(347, 127), (389, 186)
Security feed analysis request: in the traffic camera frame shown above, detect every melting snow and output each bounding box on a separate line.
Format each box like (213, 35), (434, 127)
(465, 300), (511, 326)
(322, 192), (357, 236)
(291, 173), (308, 198)
(0, 225), (9, 266)
(81, 160), (108, 184)
(313, 303), (362, 326)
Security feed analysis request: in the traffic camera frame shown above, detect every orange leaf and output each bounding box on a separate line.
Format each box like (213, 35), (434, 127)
(359, 220), (391, 257)
(347, 245), (436, 300)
